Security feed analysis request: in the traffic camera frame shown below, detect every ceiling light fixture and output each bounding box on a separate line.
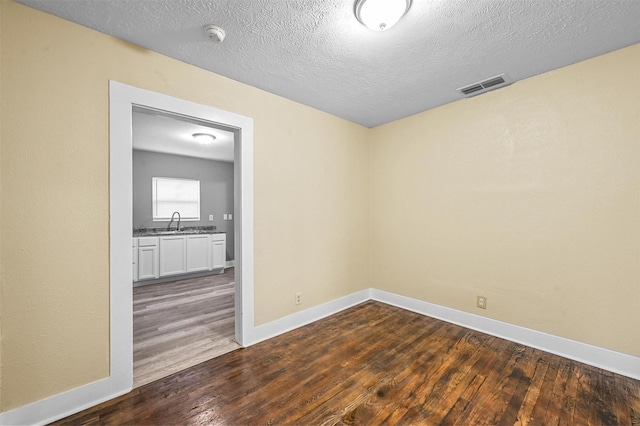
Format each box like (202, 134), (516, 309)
(354, 0), (412, 31)
(192, 133), (216, 145)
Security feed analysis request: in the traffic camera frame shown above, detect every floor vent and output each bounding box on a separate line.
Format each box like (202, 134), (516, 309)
(457, 74), (510, 98)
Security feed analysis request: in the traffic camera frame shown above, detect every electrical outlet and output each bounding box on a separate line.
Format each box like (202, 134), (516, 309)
(209, 214), (214, 221)
(295, 292), (302, 305)
(477, 295), (487, 309)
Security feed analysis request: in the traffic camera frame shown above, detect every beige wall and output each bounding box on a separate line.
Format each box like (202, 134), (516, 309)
(369, 44), (640, 357)
(0, 1), (369, 411)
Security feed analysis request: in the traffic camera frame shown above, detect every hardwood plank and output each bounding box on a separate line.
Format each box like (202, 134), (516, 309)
(364, 329), (496, 424)
(530, 351), (563, 424)
(573, 367), (597, 426)
(439, 374), (487, 425)
(556, 359), (579, 425)
(513, 354), (550, 426)
(250, 306), (447, 424)
(496, 346), (539, 426)
(427, 336), (502, 422)
(452, 342), (531, 424)
(591, 366), (621, 426)
(615, 372), (640, 424)
(390, 330), (497, 424)
(607, 370), (631, 426)
(305, 323), (465, 425)
(51, 301), (640, 426)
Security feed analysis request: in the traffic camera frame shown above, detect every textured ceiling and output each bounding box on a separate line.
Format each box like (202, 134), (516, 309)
(17, 0), (640, 127)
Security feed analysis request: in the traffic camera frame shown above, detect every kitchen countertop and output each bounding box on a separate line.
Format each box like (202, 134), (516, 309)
(133, 226), (225, 238)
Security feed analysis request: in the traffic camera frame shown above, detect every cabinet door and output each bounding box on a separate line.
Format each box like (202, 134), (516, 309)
(211, 240), (226, 270)
(186, 235), (210, 273)
(159, 236), (187, 277)
(138, 245), (159, 280)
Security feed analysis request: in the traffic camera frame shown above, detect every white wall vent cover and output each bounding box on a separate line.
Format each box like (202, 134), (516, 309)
(457, 74), (511, 97)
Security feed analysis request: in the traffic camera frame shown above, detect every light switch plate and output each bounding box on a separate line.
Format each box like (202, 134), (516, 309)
(223, 214), (228, 220)
(229, 214), (233, 220)
(209, 215), (214, 221)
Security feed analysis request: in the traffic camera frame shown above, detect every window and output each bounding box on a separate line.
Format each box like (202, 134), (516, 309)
(152, 177), (200, 221)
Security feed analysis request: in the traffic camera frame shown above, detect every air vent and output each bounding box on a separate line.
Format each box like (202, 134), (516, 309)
(457, 74), (511, 98)
(460, 84), (483, 95)
(481, 76), (505, 88)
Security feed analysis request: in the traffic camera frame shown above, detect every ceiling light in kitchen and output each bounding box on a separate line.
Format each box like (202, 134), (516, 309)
(192, 133), (216, 145)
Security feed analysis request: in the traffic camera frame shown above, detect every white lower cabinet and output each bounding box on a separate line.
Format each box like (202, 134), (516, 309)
(210, 234), (226, 270)
(137, 237), (159, 280)
(159, 235), (187, 277)
(186, 234), (210, 273)
(135, 233), (226, 282)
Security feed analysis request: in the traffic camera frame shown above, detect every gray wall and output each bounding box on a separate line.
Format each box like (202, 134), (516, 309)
(133, 149), (234, 261)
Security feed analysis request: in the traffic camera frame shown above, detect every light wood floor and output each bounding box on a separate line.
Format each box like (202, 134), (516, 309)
(133, 268), (240, 388)
(56, 301), (639, 425)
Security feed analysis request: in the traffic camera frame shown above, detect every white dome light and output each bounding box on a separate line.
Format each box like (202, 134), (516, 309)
(192, 133), (216, 145)
(355, 0), (412, 31)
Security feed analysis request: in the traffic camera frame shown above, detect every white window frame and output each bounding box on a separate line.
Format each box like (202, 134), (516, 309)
(152, 177), (200, 221)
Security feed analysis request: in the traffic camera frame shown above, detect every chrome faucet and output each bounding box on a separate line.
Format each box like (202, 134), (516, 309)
(167, 211), (181, 231)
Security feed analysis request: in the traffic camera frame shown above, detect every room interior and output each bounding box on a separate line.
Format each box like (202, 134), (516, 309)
(0, 0), (639, 424)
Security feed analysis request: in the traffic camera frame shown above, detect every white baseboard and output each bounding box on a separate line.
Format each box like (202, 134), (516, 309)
(226, 260), (235, 268)
(0, 376), (130, 426)
(4, 287), (637, 425)
(246, 289), (372, 346)
(0, 290), (371, 426)
(371, 289), (640, 381)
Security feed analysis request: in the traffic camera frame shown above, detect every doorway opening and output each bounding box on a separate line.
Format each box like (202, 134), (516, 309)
(109, 81), (254, 391)
(131, 106), (241, 387)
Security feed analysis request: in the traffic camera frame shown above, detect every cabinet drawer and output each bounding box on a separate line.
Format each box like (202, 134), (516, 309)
(137, 237), (159, 247)
(210, 233), (226, 242)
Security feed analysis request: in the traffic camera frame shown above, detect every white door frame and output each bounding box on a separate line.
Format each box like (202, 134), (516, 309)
(109, 80), (254, 391)
(0, 81), (255, 425)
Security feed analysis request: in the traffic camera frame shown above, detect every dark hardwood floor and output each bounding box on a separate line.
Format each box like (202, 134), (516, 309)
(52, 301), (640, 425)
